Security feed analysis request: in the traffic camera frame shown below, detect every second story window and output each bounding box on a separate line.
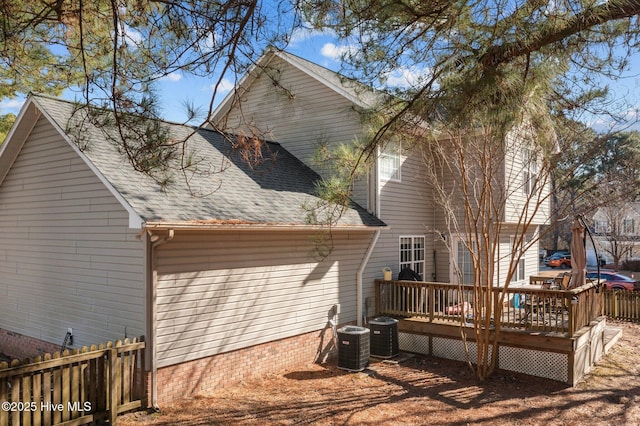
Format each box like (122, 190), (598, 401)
(522, 148), (538, 195)
(623, 218), (636, 235)
(595, 220), (609, 234)
(379, 142), (401, 181)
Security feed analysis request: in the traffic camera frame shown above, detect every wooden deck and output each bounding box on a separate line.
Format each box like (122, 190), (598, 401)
(375, 276), (603, 337)
(374, 278), (621, 385)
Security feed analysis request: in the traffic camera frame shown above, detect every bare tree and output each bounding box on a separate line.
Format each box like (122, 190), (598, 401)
(593, 203), (640, 270)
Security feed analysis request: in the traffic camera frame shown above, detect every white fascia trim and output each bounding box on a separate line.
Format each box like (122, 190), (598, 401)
(0, 99), (40, 187)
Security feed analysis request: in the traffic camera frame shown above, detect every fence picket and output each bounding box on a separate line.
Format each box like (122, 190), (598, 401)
(108, 346), (118, 425)
(603, 290), (640, 322)
(22, 371), (31, 426)
(32, 355), (42, 426)
(0, 337), (145, 426)
(122, 343), (132, 404)
(52, 352), (62, 425)
(0, 365), (7, 426)
(42, 353), (52, 426)
(10, 361), (19, 426)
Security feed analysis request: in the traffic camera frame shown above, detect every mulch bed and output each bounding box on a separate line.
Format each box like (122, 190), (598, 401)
(120, 320), (640, 425)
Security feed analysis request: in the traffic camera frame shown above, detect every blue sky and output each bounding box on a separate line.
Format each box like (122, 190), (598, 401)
(0, 28), (348, 124)
(2, 26), (639, 132)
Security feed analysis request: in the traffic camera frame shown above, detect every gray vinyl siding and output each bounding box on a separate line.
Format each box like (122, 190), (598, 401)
(0, 117), (146, 348)
(154, 230), (373, 367)
(495, 229), (540, 287)
(361, 151), (435, 303)
(503, 131), (550, 225)
(220, 56), (369, 208)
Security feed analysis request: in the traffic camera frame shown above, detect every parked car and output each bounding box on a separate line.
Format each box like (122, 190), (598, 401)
(546, 254), (572, 268)
(543, 250), (569, 263)
(586, 271), (640, 291)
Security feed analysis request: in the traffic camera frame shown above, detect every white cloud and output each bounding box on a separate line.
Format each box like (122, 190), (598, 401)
(320, 43), (357, 61)
(585, 107), (640, 132)
(0, 99), (24, 109)
(384, 66), (431, 89)
(289, 26), (335, 45)
(208, 78), (234, 94)
(159, 72), (182, 83)
(0, 98), (25, 114)
(120, 24), (144, 48)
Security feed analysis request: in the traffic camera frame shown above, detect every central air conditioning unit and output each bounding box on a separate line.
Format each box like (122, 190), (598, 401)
(369, 316), (399, 358)
(337, 326), (370, 372)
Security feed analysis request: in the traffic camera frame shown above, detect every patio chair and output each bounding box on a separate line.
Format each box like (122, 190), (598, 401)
(554, 272), (571, 290)
(520, 281), (554, 324)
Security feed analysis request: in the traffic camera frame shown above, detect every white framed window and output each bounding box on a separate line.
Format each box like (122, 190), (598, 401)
(595, 220), (609, 234)
(522, 148), (538, 195)
(379, 143), (401, 181)
(456, 240), (475, 284)
(510, 236), (526, 283)
(399, 236), (425, 279)
(623, 218), (636, 235)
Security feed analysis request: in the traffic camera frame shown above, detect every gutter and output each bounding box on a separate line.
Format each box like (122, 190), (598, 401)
(148, 229), (174, 410)
(357, 229), (381, 326)
(144, 222), (376, 232)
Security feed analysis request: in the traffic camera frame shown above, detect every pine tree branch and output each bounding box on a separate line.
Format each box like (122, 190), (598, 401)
(479, 0), (640, 69)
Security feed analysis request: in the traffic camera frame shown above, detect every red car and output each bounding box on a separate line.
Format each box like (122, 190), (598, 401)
(547, 254), (571, 269)
(586, 272), (639, 291)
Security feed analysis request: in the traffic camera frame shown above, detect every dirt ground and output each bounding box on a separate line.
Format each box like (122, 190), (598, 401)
(120, 320), (640, 426)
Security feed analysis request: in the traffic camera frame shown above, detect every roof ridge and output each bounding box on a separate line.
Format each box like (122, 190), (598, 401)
(28, 92), (218, 131)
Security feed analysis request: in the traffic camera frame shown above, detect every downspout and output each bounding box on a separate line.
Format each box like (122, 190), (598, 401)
(357, 229), (380, 326)
(148, 229), (174, 410)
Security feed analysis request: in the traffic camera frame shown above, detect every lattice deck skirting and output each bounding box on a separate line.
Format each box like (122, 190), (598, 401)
(398, 316), (618, 385)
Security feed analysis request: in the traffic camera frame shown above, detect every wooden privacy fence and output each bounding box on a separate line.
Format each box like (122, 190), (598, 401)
(603, 290), (640, 322)
(0, 337), (145, 426)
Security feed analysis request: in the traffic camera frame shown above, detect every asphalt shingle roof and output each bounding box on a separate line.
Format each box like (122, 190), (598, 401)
(33, 95), (384, 228)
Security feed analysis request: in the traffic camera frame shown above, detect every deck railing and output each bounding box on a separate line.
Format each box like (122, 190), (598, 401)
(375, 278), (602, 337)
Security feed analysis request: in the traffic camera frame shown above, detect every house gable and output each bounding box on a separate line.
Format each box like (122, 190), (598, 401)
(0, 112), (146, 347)
(212, 51), (377, 211)
(0, 98), (145, 229)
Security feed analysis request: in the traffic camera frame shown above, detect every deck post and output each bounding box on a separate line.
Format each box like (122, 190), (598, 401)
(428, 283), (434, 322)
(493, 288), (500, 326)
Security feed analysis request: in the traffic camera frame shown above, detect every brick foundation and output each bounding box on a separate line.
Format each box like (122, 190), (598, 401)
(0, 329), (60, 361)
(1, 326), (340, 407)
(154, 325), (337, 405)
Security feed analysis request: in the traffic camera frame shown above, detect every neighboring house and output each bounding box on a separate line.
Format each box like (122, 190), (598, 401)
(211, 49), (549, 295)
(591, 202), (640, 265)
(0, 94), (385, 405)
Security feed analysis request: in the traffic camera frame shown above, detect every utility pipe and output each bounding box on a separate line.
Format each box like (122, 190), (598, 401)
(148, 229), (174, 410)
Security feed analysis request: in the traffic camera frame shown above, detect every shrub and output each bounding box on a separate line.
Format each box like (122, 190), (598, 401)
(622, 259), (640, 272)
